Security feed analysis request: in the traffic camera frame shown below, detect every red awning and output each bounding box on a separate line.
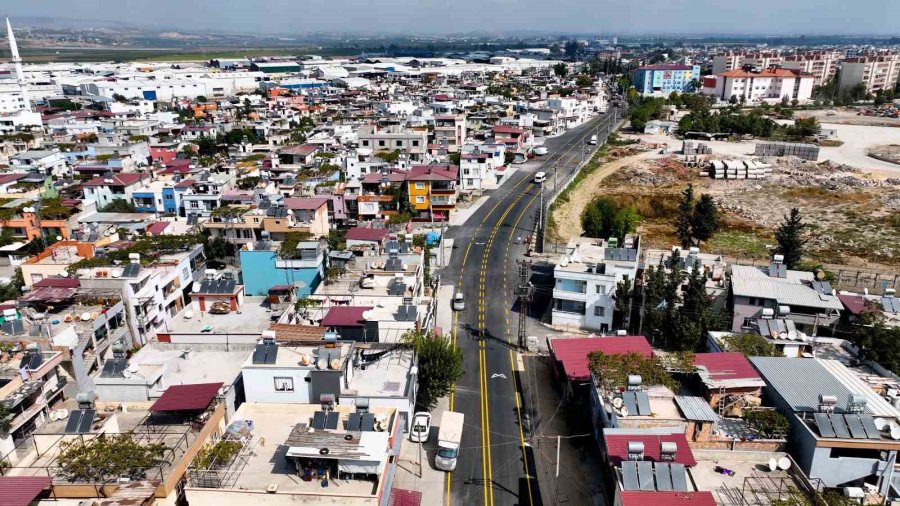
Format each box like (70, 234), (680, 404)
(0, 476), (52, 506)
(21, 286), (77, 304)
(149, 382), (223, 412)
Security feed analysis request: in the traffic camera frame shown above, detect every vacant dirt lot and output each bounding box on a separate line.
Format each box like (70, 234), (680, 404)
(551, 130), (900, 268)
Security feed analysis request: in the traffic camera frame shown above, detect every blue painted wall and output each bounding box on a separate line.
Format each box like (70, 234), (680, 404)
(132, 191), (158, 213)
(238, 249), (322, 297)
(162, 187), (177, 213)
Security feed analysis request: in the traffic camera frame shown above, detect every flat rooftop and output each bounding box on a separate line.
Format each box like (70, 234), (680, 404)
(345, 347), (413, 399)
(201, 402), (389, 496)
(169, 296), (275, 334)
(242, 342), (352, 369)
(555, 236), (639, 274)
(124, 345), (249, 388)
(28, 245), (84, 266)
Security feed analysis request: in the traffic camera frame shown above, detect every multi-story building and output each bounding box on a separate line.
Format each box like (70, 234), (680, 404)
(781, 51), (843, 86)
(551, 235), (640, 333)
(407, 164), (459, 220)
(10, 149), (68, 176)
(839, 54), (900, 94)
(631, 64), (701, 96)
(238, 237), (326, 297)
(432, 114), (467, 153)
(459, 143), (506, 191)
(712, 52), (784, 75)
(357, 124), (427, 162)
(702, 67), (815, 104)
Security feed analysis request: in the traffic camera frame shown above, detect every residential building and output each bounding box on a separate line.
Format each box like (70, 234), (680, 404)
(839, 54), (900, 94)
(729, 258), (844, 334)
(701, 67), (815, 104)
(632, 64), (701, 96)
(407, 164), (459, 220)
(458, 143), (506, 191)
(0, 343), (67, 444)
(751, 356), (900, 497)
(551, 236), (640, 333)
(548, 335), (653, 401)
(238, 237), (326, 297)
(432, 114), (467, 153)
(492, 124), (529, 152)
(357, 124), (427, 162)
(712, 52), (785, 74)
(781, 52), (842, 86)
(10, 149), (67, 176)
(81, 172), (145, 209)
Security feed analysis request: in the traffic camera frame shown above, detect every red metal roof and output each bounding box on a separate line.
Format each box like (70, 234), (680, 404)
(388, 488), (422, 506)
(345, 227), (389, 242)
(82, 173), (143, 187)
(719, 67), (810, 79)
(149, 382), (223, 412)
(407, 165), (458, 181)
(321, 306), (372, 327)
(619, 491), (716, 506)
(837, 293), (879, 316)
(33, 277), (80, 288)
(604, 432), (696, 466)
(548, 336), (653, 381)
(146, 222), (171, 236)
(493, 125), (525, 135)
(0, 476), (52, 506)
(692, 352), (761, 383)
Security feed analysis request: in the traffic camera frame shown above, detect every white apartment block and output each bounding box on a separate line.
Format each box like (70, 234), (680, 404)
(712, 53), (784, 75)
(702, 68), (814, 104)
(459, 143), (506, 191)
(551, 236), (640, 333)
(356, 124), (428, 162)
(839, 54), (900, 94)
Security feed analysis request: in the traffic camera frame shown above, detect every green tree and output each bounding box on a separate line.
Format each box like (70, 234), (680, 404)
(0, 402), (11, 434)
(403, 330), (464, 411)
(575, 75), (593, 87)
(675, 184), (695, 247)
(57, 434), (167, 483)
(552, 62), (568, 78)
(723, 334), (781, 358)
(99, 199), (138, 213)
(376, 149), (402, 163)
(690, 193), (719, 245)
(504, 151), (516, 165)
(236, 176), (262, 190)
(775, 208), (807, 269)
(448, 152), (461, 165)
(743, 409), (789, 438)
(564, 40), (580, 58)
(206, 235), (232, 262)
(111, 93), (128, 103)
(581, 197), (638, 241)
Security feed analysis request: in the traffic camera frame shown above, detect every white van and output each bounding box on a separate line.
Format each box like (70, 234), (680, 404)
(589, 135), (598, 145)
(533, 172), (547, 184)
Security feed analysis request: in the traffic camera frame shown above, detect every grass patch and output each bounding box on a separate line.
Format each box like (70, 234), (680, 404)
(706, 230), (771, 259)
(819, 139), (844, 147)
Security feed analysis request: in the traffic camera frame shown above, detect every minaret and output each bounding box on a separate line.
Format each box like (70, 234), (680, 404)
(6, 17), (31, 112)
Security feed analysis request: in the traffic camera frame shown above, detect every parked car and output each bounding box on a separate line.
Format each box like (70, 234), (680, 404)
(533, 146), (548, 156)
(452, 292), (465, 311)
(409, 412), (432, 443)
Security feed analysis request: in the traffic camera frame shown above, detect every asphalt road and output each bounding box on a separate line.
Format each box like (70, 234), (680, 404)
(441, 107), (622, 506)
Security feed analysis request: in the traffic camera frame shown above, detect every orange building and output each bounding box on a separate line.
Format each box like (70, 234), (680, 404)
(407, 165), (459, 221)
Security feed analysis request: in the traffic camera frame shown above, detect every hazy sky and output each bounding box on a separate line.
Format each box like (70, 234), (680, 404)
(4, 0), (899, 35)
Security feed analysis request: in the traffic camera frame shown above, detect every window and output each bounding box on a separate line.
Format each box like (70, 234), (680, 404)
(274, 377), (294, 392)
(594, 306), (606, 317)
(415, 196), (426, 204)
(553, 298), (585, 314)
(362, 140), (369, 147)
(596, 284), (607, 295)
(415, 182), (425, 189)
(741, 317), (754, 328)
(748, 297), (757, 306)
(412, 140), (420, 147)
(378, 140), (386, 147)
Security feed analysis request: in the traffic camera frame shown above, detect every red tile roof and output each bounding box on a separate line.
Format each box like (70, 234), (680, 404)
(146, 222), (171, 236)
(407, 165), (458, 182)
(619, 491), (716, 506)
(346, 227), (389, 242)
(321, 306), (372, 327)
(719, 67), (811, 79)
(548, 336), (653, 381)
(149, 382), (223, 412)
(82, 173), (144, 187)
(281, 144), (319, 157)
(284, 197), (329, 211)
(0, 476), (52, 506)
(493, 125), (525, 135)
(692, 352), (762, 383)
(604, 432), (696, 466)
(389, 488), (422, 506)
(174, 178), (195, 188)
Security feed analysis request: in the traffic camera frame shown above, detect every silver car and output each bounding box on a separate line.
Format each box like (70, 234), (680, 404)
(452, 292), (465, 311)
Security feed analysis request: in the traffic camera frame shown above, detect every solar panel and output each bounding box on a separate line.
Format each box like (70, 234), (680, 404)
(655, 463), (673, 491)
(622, 392), (638, 416)
(670, 463), (689, 492)
(325, 412), (339, 430)
(637, 461), (655, 491)
(860, 415), (882, 439)
(385, 258), (403, 271)
(361, 413), (375, 432)
(636, 391), (651, 416)
(845, 414), (868, 439)
(312, 411), (327, 429)
(65, 410), (84, 433)
(223, 280), (236, 294)
(814, 413), (836, 438)
(757, 319), (770, 336)
(20, 352), (42, 370)
(830, 414), (851, 439)
(347, 413), (362, 431)
(78, 409), (95, 433)
(122, 263), (140, 278)
(622, 461), (639, 490)
(101, 358), (127, 377)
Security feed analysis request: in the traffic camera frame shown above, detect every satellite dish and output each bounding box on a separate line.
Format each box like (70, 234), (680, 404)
(778, 457), (791, 470)
(875, 418), (889, 431)
(122, 369), (132, 378)
(58, 409), (69, 420)
(128, 363), (139, 373)
(620, 406), (629, 417)
(81, 312), (92, 321)
(299, 354), (311, 366)
(612, 397), (624, 409)
(293, 280), (307, 289)
(111, 270), (122, 278)
(184, 310), (194, 319)
(50, 410), (59, 421)
(768, 458), (778, 472)
(891, 425), (900, 441)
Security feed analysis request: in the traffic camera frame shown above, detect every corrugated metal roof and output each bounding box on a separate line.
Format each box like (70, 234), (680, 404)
(149, 382), (223, 413)
(674, 396), (719, 422)
(619, 491), (716, 506)
(693, 352), (766, 388)
(604, 432), (696, 466)
(731, 265), (843, 311)
(0, 476), (52, 506)
(548, 336), (653, 382)
(750, 357), (900, 418)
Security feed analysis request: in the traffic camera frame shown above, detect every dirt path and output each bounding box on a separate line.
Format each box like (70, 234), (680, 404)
(552, 151), (658, 241)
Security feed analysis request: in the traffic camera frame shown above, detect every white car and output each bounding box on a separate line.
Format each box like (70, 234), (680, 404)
(589, 135), (598, 145)
(533, 146), (548, 156)
(452, 292), (466, 311)
(409, 412), (432, 443)
(533, 171), (547, 184)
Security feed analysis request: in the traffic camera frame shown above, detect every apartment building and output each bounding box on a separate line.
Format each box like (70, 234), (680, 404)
(702, 67), (815, 104)
(781, 51), (843, 86)
(357, 124), (427, 162)
(839, 54), (900, 94)
(459, 143), (506, 191)
(713, 52), (785, 74)
(551, 236), (640, 333)
(632, 64), (701, 96)
(407, 164), (458, 220)
(432, 114), (467, 153)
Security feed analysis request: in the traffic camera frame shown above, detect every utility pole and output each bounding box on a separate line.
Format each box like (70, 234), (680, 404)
(516, 260), (533, 350)
(538, 182), (544, 230)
